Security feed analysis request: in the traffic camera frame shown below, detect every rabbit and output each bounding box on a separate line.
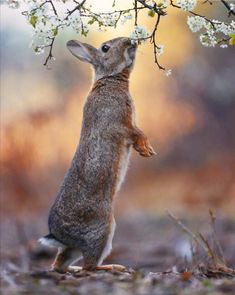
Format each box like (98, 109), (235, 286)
(39, 37), (155, 273)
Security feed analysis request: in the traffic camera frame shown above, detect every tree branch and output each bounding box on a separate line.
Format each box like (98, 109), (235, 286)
(220, 0), (235, 16)
(135, 0), (166, 70)
(151, 14), (165, 70)
(18, 0), (233, 70)
(170, 0), (218, 29)
(65, 0), (87, 20)
(134, 0), (138, 26)
(43, 37), (55, 67)
(137, 0), (166, 15)
(48, 0), (57, 16)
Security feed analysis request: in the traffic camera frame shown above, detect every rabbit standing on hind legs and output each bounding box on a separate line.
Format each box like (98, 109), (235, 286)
(39, 37), (155, 273)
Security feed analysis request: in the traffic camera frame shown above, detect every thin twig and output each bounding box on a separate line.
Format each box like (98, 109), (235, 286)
(48, 0), (58, 16)
(151, 14), (165, 70)
(65, 0), (87, 20)
(41, 1), (144, 66)
(198, 232), (217, 265)
(43, 37), (55, 66)
(135, 0), (166, 70)
(166, 210), (208, 253)
(220, 0), (235, 16)
(134, 0), (138, 26)
(202, 0), (213, 4)
(209, 209), (226, 264)
(25, 0), (233, 69)
(22, 0), (48, 15)
(137, 0), (166, 15)
(170, 0), (219, 29)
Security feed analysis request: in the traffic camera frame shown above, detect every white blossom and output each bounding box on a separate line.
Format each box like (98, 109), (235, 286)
(199, 33), (217, 47)
(67, 14), (82, 33)
(120, 13), (133, 25)
(176, 0), (197, 11)
(165, 69), (172, 76)
(35, 46), (45, 55)
(2, 0), (20, 8)
(130, 25), (150, 43)
(156, 44), (164, 56)
(1, 0), (233, 70)
(97, 12), (119, 27)
(214, 20), (235, 35)
(97, 26), (107, 32)
(162, 0), (168, 8)
(187, 16), (205, 32)
(187, 15), (234, 48)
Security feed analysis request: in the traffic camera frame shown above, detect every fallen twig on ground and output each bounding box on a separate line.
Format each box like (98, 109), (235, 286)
(166, 210), (235, 279)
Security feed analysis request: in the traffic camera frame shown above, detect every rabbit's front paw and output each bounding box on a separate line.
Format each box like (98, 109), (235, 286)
(133, 136), (156, 157)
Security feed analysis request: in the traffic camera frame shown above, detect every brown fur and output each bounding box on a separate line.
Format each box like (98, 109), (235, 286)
(40, 37), (155, 272)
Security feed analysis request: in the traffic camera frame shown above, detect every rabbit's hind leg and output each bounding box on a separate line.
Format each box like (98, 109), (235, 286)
(52, 247), (82, 273)
(82, 217), (123, 271)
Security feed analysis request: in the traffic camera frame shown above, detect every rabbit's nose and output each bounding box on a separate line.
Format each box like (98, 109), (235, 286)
(126, 38), (138, 48)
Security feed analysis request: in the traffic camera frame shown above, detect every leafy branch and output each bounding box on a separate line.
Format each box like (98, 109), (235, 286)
(3, 0), (235, 70)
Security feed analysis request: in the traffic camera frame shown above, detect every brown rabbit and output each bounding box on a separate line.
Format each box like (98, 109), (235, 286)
(39, 37), (155, 273)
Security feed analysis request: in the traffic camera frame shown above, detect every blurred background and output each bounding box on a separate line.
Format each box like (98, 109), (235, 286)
(1, 1), (235, 264)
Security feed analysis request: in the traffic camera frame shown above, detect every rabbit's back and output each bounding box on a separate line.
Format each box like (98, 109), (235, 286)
(49, 79), (132, 246)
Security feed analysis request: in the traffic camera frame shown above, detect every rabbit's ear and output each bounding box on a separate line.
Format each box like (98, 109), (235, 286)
(67, 40), (98, 64)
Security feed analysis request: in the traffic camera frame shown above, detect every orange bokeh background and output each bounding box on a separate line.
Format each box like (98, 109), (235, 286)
(1, 1), (235, 230)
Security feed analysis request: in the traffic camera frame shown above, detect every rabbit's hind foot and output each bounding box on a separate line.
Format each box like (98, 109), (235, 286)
(95, 264), (126, 272)
(67, 264), (126, 273)
(52, 247), (82, 273)
(67, 266), (83, 273)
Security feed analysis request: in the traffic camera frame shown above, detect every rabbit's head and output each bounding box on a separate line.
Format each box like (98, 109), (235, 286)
(67, 37), (137, 80)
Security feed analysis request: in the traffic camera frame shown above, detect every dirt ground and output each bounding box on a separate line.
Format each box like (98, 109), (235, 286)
(1, 214), (235, 294)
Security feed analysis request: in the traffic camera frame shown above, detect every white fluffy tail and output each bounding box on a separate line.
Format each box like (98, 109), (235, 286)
(38, 234), (65, 248)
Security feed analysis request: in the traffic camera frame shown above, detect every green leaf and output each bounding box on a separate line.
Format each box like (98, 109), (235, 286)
(229, 34), (235, 46)
(81, 29), (89, 37)
(88, 17), (96, 25)
(29, 15), (38, 28)
(148, 10), (155, 17)
(52, 27), (58, 36)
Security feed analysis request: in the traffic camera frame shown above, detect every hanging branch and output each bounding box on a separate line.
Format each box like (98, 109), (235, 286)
(43, 37), (55, 66)
(134, 0), (167, 70)
(134, 0), (138, 26)
(169, 0), (218, 29)
(151, 13), (165, 70)
(11, 0), (235, 70)
(220, 0), (235, 17)
(39, 1), (146, 66)
(48, 0), (58, 16)
(65, 0), (87, 20)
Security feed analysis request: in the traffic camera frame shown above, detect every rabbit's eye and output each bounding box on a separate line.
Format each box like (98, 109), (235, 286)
(101, 44), (110, 53)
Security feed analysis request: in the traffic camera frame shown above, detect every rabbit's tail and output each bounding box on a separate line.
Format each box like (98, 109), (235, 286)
(38, 233), (65, 248)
